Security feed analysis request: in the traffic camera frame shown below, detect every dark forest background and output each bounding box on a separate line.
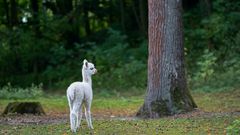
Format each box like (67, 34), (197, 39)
(0, 0), (239, 94)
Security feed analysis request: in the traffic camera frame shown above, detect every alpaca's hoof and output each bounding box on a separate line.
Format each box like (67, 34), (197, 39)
(71, 129), (77, 133)
(76, 125), (81, 129)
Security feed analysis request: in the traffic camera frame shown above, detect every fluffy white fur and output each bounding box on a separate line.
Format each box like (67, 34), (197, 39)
(67, 59), (97, 132)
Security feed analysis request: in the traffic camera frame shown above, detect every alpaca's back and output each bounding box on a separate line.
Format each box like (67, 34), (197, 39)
(67, 82), (92, 110)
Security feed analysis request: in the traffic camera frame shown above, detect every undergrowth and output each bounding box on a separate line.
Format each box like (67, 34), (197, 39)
(0, 83), (43, 99)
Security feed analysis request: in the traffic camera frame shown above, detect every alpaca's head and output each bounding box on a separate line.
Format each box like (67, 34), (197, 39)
(82, 59), (97, 76)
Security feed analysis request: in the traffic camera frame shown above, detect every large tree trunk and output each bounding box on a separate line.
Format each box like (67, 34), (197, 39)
(137, 0), (197, 119)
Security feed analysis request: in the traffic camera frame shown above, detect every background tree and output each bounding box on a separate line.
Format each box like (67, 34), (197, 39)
(137, 0), (197, 118)
(0, 0), (239, 93)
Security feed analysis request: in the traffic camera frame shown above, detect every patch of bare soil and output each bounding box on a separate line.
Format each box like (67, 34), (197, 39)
(0, 114), (68, 125)
(0, 109), (239, 125)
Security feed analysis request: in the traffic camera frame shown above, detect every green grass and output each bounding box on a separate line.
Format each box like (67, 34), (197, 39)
(0, 116), (238, 135)
(1, 90), (239, 116)
(0, 96), (143, 116)
(0, 90), (240, 135)
(193, 90), (240, 112)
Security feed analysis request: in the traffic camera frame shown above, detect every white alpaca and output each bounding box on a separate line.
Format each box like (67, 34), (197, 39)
(67, 59), (97, 132)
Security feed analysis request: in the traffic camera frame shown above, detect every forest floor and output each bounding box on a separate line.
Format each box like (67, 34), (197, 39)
(0, 90), (239, 135)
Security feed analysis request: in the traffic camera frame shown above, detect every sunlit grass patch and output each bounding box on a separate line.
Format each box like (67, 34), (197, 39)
(0, 96), (144, 116)
(0, 90), (240, 116)
(193, 90), (240, 112)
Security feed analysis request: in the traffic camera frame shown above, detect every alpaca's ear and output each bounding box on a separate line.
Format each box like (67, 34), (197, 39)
(83, 59), (88, 68)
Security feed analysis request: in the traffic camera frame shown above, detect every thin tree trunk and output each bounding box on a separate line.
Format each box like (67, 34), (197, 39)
(56, 0), (73, 15)
(132, 1), (141, 34)
(120, 0), (126, 32)
(137, 0), (197, 119)
(139, 0), (147, 37)
(83, 0), (90, 36)
(31, 0), (40, 36)
(84, 9), (90, 36)
(200, 0), (212, 16)
(3, 0), (10, 26)
(9, 0), (18, 27)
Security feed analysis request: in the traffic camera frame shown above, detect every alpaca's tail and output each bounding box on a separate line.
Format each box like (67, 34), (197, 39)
(67, 87), (74, 111)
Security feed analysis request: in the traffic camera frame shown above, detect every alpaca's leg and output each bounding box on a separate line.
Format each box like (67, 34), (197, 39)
(70, 111), (77, 132)
(85, 101), (94, 129)
(76, 105), (83, 129)
(71, 102), (81, 132)
(68, 96), (75, 131)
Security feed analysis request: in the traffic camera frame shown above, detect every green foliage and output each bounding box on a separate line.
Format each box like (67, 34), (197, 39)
(227, 119), (240, 135)
(0, 0), (239, 94)
(185, 0), (240, 92)
(88, 29), (147, 91)
(0, 83), (43, 99)
(193, 49), (217, 82)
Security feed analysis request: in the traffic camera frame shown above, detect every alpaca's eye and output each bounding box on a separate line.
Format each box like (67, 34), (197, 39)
(90, 68), (94, 70)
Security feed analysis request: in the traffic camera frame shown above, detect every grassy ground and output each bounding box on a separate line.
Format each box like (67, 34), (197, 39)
(0, 90), (240, 135)
(0, 115), (238, 135)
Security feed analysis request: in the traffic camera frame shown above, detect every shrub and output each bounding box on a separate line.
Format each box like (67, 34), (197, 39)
(0, 83), (43, 99)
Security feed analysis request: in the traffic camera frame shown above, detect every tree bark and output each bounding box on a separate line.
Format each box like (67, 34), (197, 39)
(136, 0), (197, 119)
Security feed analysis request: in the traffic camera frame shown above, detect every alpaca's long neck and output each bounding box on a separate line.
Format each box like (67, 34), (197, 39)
(82, 71), (92, 87)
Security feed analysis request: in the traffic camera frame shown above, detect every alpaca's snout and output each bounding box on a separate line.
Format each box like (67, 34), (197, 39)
(94, 69), (97, 74)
